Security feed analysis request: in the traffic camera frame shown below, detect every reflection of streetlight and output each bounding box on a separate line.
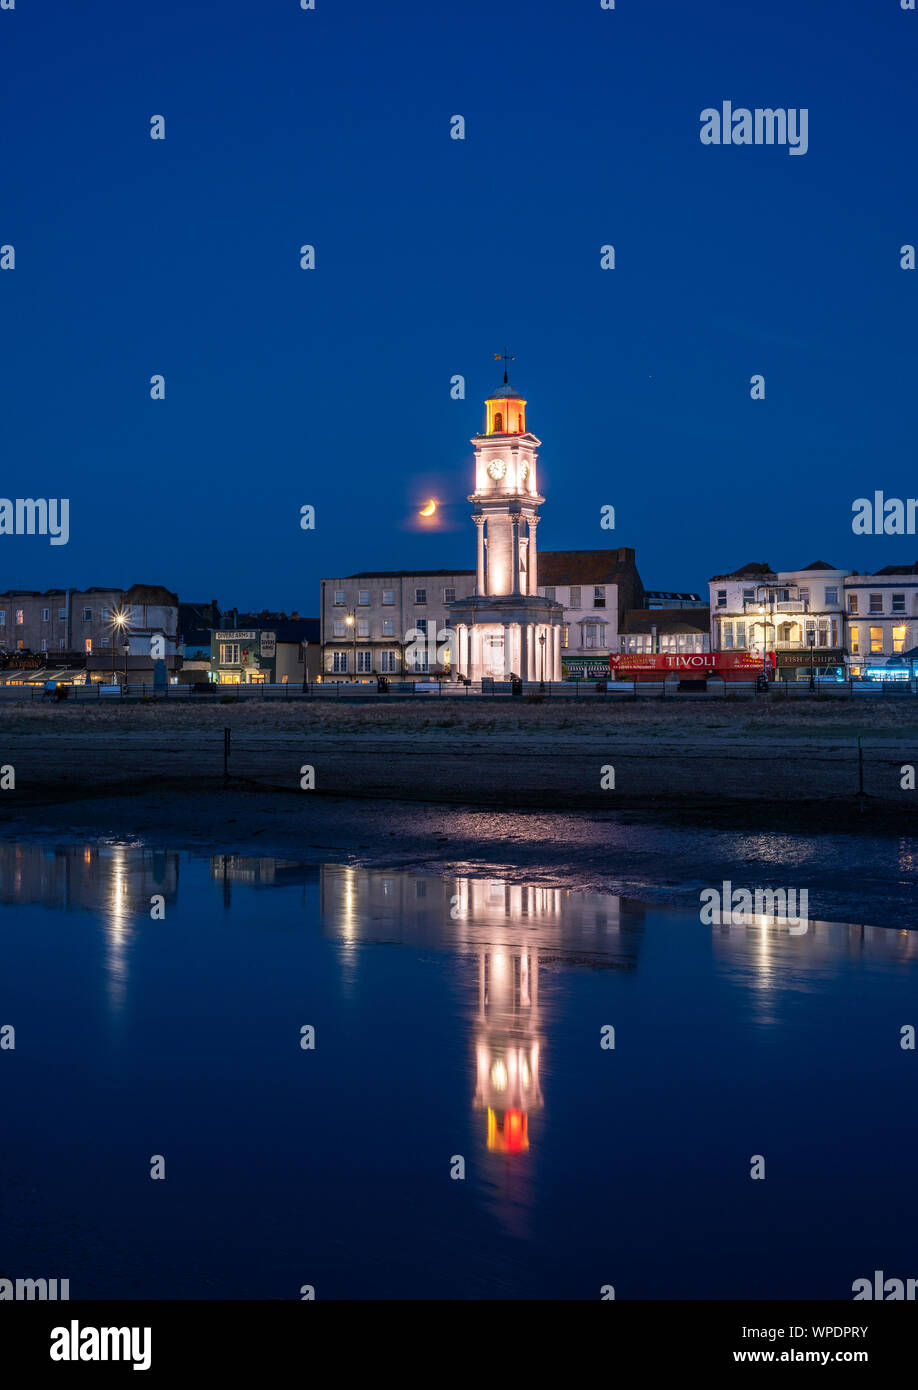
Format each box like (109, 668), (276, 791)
(539, 631), (546, 691)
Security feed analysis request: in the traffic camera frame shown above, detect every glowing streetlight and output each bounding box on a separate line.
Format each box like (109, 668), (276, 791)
(110, 608), (130, 684)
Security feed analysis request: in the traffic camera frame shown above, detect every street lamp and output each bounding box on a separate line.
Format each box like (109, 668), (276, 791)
(807, 629), (816, 691)
(110, 608), (130, 684)
(539, 630), (546, 691)
(345, 611), (356, 681)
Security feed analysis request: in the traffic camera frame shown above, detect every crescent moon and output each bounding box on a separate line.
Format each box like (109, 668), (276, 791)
(419, 499), (437, 517)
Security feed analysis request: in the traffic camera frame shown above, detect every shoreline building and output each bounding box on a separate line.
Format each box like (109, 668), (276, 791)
(709, 561), (849, 682)
(536, 547), (644, 679)
(844, 563), (918, 681)
(448, 377), (563, 681)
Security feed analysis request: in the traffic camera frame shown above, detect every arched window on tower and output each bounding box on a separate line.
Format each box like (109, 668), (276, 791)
(493, 412), (503, 433)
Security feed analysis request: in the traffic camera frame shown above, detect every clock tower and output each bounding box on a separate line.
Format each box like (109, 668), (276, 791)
(449, 370), (563, 682)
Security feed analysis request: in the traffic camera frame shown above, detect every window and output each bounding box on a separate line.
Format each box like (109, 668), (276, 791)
(332, 652), (348, 673)
(583, 623), (602, 649)
(410, 649), (429, 673)
(82, 608), (91, 621)
(562, 626), (569, 648)
(357, 650), (372, 673)
(742, 588), (755, 603)
(817, 621), (829, 647)
(723, 622), (734, 650)
(893, 625), (906, 653)
(569, 586), (581, 609)
(778, 622), (794, 643)
(869, 594), (882, 614)
(544, 586), (556, 602)
(58, 608), (66, 620)
(593, 586), (606, 608)
(870, 627), (883, 653)
(100, 637), (110, 648)
(716, 590), (727, 609)
(847, 594), (858, 614)
(735, 622), (746, 648)
(831, 618), (839, 646)
(824, 586), (838, 605)
(380, 651), (398, 673)
(334, 590), (346, 606)
(333, 620), (346, 638)
(850, 625), (859, 654)
(84, 638), (92, 654)
(798, 588), (809, 605)
(443, 588), (455, 604)
(415, 589), (427, 605)
(41, 638), (48, 652)
(0, 612), (5, 626)
(59, 638), (65, 650)
(381, 619), (394, 637)
(357, 590), (370, 607)
(219, 643), (241, 664)
(357, 619), (369, 638)
(382, 589), (395, 606)
(41, 607), (50, 622)
(415, 618), (428, 635)
(15, 609), (24, 625)
(494, 412), (503, 432)
(892, 593), (905, 613)
(101, 607), (111, 620)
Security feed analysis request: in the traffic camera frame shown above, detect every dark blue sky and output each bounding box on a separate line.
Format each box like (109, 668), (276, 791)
(2, 0), (916, 611)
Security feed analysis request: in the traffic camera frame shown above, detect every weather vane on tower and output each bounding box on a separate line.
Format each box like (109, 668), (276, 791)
(494, 347), (515, 385)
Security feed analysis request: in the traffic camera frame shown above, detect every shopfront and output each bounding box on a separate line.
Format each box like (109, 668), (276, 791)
(211, 629), (279, 685)
(562, 655), (613, 680)
(774, 648), (846, 682)
(608, 651), (774, 682)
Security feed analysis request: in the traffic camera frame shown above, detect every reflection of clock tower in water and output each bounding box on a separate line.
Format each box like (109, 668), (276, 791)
(448, 364), (563, 681)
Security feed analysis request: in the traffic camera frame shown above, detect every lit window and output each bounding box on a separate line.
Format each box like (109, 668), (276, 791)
(850, 626), (859, 654)
(723, 622), (734, 650)
(219, 643), (240, 664)
(15, 609), (24, 625)
(562, 626), (569, 648)
(870, 627), (883, 653)
(736, 622), (746, 647)
(493, 412), (503, 432)
(84, 638), (92, 653)
(893, 625), (906, 653)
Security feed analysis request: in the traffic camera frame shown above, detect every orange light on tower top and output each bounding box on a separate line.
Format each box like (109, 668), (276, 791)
(485, 386), (526, 436)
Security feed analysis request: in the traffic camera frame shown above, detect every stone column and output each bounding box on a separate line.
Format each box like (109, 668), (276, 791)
(510, 515), (521, 595)
(519, 623), (529, 683)
(528, 515), (539, 593)
(470, 625), (480, 682)
(553, 624), (561, 680)
(474, 517), (486, 596)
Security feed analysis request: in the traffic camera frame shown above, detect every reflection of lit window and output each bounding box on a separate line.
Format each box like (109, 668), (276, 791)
(490, 1059), (508, 1091)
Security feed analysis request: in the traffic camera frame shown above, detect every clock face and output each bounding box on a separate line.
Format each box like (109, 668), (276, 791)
(519, 461), (530, 482)
(487, 459), (506, 481)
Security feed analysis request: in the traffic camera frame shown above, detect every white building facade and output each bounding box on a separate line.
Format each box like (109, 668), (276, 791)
(844, 564), (918, 680)
(710, 561), (850, 681)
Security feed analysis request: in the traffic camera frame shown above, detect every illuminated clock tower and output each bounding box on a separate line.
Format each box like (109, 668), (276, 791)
(449, 365), (563, 682)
